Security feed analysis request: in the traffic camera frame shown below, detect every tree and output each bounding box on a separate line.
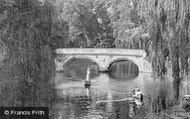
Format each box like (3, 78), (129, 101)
(109, 0), (148, 49)
(57, 0), (115, 48)
(0, 0), (56, 106)
(138, 0), (190, 102)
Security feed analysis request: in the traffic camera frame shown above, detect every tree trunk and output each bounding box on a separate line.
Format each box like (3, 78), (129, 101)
(172, 47), (180, 101)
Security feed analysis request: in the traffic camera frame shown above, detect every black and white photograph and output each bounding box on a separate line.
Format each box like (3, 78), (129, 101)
(0, 0), (190, 118)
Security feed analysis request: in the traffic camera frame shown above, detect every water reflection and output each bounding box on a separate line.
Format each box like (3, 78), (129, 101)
(63, 59), (99, 80)
(52, 59), (190, 118)
(129, 101), (136, 118)
(108, 60), (139, 80)
(85, 87), (91, 98)
(1, 58), (190, 118)
(53, 60), (154, 119)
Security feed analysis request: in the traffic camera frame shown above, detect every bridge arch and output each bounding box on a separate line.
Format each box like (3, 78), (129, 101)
(55, 48), (151, 72)
(62, 55), (100, 69)
(107, 57), (140, 72)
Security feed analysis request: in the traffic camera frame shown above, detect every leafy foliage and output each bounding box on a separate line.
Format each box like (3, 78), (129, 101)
(138, 0), (190, 102)
(109, 0), (148, 49)
(57, 0), (115, 48)
(0, 0), (56, 106)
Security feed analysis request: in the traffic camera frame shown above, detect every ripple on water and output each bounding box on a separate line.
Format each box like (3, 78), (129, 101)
(54, 83), (149, 119)
(54, 60), (154, 119)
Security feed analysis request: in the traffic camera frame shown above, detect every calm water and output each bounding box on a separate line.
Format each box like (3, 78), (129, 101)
(1, 59), (189, 119)
(51, 59), (188, 119)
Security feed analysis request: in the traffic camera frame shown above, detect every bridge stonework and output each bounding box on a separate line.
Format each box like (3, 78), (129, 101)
(55, 48), (152, 73)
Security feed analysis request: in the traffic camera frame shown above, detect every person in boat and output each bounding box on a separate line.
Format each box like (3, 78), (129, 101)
(132, 87), (139, 95)
(132, 87), (143, 108)
(84, 68), (91, 87)
(132, 87), (143, 101)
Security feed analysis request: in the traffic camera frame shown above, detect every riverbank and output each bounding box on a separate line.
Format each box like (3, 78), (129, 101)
(144, 57), (190, 88)
(165, 60), (190, 88)
(143, 58), (190, 118)
(164, 60), (190, 118)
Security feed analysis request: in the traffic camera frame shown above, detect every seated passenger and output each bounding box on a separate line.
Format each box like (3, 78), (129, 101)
(132, 87), (143, 100)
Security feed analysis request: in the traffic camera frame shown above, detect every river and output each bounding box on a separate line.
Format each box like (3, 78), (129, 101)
(0, 59), (189, 119)
(51, 59), (190, 119)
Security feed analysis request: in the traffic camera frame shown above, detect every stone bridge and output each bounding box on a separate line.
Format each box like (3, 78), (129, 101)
(55, 48), (152, 73)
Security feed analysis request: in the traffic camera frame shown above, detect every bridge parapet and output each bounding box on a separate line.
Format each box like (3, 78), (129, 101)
(56, 48), (146, 57)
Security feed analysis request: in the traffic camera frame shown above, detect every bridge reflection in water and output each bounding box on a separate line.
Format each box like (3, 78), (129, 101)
(53, 59), (164, 119)
(108, 60), (139, 80)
